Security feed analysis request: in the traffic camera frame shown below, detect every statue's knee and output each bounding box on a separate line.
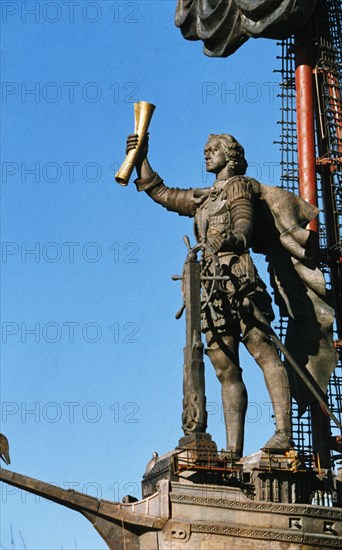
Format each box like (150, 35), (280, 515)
(206, 347), (240, 383)
(215, 366), (230, 383)
(244, 329), (273, 362)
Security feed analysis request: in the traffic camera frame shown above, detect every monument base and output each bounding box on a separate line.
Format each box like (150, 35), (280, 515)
(126, 477), (342, 549)
(138, 445), (342, 549)
(1, 457), (341, 549)
(142, 439), (326, 505)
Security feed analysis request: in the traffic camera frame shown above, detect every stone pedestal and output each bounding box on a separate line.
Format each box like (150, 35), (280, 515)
(130, 479), (342, 549)
(142, 443), (321, 505)
(2, 460), (341, 550)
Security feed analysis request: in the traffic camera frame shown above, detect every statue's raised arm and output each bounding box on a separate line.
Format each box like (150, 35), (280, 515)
(126, 133), (201, 218)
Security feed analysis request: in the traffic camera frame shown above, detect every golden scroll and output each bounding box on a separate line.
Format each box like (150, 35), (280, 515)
(115, 101), (156, 185)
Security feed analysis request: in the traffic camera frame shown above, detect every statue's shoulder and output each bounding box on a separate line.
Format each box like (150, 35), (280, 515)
(225, 175), (256, 204)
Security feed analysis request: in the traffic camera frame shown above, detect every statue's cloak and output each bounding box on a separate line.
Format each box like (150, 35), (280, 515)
(175, 0), (317, 57)
(251, 182), (336, 415)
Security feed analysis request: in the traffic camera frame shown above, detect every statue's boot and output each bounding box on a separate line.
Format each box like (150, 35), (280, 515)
(262, 430), (293, 453)
(221, 386), (246, 460)
(262, 362), (293, 454)
(206, 345), (247, 459)
(244, 327), (293, 454)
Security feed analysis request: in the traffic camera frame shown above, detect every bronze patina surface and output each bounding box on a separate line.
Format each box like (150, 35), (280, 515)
(175, 0), (318, 57)
(126, 130), (336, 459)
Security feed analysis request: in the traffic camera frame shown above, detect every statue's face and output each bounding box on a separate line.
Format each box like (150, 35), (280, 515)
(204, 138), (227, 174)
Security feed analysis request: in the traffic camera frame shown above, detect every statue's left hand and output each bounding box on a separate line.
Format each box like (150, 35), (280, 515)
(212, 232), (237, 253)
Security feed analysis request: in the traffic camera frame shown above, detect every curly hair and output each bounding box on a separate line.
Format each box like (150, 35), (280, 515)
(208, 134), (248, 175)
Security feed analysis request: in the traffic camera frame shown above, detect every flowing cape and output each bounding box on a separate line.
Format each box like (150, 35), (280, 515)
(175, 0), (317, 57)
(251, 182), (336, 415)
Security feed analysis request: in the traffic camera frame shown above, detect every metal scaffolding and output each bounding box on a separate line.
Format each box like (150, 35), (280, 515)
(275, 0), (342, 469)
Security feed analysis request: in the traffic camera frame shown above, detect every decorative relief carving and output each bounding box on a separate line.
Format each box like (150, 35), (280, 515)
(190, 523), (342, 546)
(170, 493), (342, 520)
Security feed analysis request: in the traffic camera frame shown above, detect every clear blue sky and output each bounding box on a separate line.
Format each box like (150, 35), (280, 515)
(1, 1), (283, 548)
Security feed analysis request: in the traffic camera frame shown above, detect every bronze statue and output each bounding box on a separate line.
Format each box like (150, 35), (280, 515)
(126, 133), (294, 458)
(175, 0), (317, 57)
(125, 129), (337, 459)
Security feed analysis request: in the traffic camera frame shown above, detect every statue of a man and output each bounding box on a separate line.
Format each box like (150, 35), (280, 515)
(127, 133), (292, 459)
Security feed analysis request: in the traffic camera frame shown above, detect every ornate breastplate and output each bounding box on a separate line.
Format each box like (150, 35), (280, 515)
(195, 182), (231, 244)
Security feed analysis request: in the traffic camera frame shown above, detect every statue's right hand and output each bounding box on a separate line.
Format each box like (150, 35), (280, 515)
(126, 133), (149, 168)
(126, 134), (139, 154)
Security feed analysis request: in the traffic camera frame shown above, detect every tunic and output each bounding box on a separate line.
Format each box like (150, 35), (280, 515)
(135, 172), (274, 341)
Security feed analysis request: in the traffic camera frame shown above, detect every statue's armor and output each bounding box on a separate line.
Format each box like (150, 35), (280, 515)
(195, 177), (274, 339)
(136, 172), (274, 340)
(194, 180), (232, 243)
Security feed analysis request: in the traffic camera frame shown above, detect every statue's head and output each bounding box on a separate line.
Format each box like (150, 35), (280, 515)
(205, 134), (247, 176)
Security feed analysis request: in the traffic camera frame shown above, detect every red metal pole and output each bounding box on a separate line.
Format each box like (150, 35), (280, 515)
(295, 27), (318, 233)
(294, 25), (331, 469)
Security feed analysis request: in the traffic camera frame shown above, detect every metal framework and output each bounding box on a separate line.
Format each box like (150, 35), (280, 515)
(276, 0), (342, 469)
(172, 449), (306, 475)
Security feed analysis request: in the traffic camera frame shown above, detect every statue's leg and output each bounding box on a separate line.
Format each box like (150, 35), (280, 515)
(206, 335), (247, 458)
(243, 325), (292, 453)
